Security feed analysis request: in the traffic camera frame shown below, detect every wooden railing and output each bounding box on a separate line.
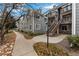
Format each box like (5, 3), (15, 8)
(61, 20), (71, 24)
(48, 19), (63, 35)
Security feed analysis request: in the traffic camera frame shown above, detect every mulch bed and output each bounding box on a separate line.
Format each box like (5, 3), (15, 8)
(33, 39), (79, 56)
(33, 42), (69, 56)
(0, 31), (16, 56)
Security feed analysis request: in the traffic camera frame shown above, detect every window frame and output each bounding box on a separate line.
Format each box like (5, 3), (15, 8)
(35, 24), (41, 30)
(61, 25), (68, 31)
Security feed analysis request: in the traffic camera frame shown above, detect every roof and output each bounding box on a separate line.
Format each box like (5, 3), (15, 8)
(32, 10), (39, 14)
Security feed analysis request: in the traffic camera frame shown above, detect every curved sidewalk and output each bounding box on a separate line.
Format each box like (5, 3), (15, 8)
(12, 31), (37, 56)
(32, 34), (68, 43)
(12, 31), (67, 56)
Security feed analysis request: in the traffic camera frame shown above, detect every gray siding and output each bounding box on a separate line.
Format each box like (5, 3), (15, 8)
(34, 16), (47, 33)
(76, 3), (79, 35)
(16, 12), (47, 33)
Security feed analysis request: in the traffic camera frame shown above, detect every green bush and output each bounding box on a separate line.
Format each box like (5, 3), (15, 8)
(18, 30), (44, 36)
(20, 30), (43, 36)
(27, 31), (43, 36)
(27, 31), (34, 36)
(67, 35), (79, 48)
(20, 30), (23, 32)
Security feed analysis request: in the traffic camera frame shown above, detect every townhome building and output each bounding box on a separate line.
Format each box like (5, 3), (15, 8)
(16, 3), (79, 36)
(47, 3), (72, 35)
(16, 9), (47, 33)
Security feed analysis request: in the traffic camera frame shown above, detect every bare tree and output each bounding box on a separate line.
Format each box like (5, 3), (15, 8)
(0, 3), (29, 45)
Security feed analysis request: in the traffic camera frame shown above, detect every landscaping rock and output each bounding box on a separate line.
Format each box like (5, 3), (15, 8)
(0, 50), (1, 53)
(2, 45), (7, 48)
(10, 45), (13, 48)
(0, 31), (16, 56)
(6, 51), (11, 54)
(6, 43), (9, 46)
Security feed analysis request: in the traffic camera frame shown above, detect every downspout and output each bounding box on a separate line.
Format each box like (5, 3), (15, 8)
(32, 13), (35, 32)
(58, 8), (60, 21)
(72, 3), (76, 35)
(57, 7), (61, 34)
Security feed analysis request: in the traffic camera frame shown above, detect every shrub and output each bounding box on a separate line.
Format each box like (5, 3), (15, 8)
(20, 30), (23, 32)
(26, 31), (43, 36)
(27, 31), (34, 36)
(67, 35), (79, 48)
(18, 30), (44, 36)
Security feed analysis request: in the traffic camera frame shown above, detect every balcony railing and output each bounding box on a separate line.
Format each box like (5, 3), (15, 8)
(61, 19), (72, 24)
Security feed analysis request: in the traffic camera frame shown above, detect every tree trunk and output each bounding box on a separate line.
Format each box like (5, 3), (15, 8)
(5, 28), (9, 34)
(57, 25), (59, 35)
(0, 33), (4, 45)
(0, 26), (5, 45)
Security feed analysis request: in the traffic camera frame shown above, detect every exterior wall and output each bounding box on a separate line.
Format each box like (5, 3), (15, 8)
(16, 10), (47, 33)
(60, 4), (72, 34)
(76, 3), (79, 35)
(17, 15), (34, 32)
(34, 16), (47, 33)
(16, 3), (73, 34)
(48, 3), (72, 34)
(25, 15), (34, 32)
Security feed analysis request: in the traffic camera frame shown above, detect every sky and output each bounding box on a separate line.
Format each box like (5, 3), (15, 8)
(0, 3), (62, 17)
(25, 3), (61, 13)
(11, 3), (61, 17)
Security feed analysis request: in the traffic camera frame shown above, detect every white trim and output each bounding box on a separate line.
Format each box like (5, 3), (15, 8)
(32, 14), (35, 32)
(72, 3), (76, 35)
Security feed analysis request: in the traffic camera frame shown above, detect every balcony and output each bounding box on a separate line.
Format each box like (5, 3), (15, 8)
(61, 19), (72, 24)
(61, 4), (72, 14)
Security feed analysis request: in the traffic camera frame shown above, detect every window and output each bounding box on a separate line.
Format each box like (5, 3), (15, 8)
(27, 19), (28, 22)
(29, 25), (32, 30)
(64, 6), (69, 12)
(36, 24), (41, 30)
(64, 7), (67, 12)
(63, 15), (71, 23)
(44, 18), (47, 22)
(64, 5), (72, 12)
(67, 16), (71, 22)
(18, 21), (19, 23)
(68, 6), (71, 10)
(61, 25), (67, 31)
(70, 5), (72, 9)
(36, 15), (40, 19)
(35, 14), (40, 19)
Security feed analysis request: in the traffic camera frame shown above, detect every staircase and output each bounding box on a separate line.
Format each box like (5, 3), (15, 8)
(48, 19), (62, 36)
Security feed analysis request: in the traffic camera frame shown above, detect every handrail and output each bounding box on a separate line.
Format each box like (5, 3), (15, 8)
(48, 20), (57, 31)
(48, 18), (62, 35)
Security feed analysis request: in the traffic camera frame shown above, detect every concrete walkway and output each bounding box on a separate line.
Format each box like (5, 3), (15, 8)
(12, 31), (37, 56)
(12, 31), (67, 56)
(32, 34), (68, 43)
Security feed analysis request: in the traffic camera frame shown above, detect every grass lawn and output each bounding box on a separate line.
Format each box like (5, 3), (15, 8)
(0, 30), (16, 56)
(33, 42), (69, 56)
